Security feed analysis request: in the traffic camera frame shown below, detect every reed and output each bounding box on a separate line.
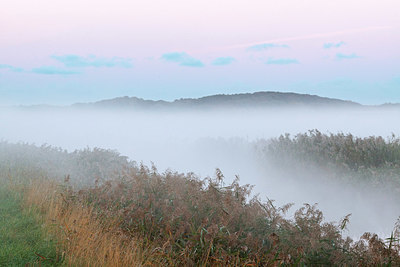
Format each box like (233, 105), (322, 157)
(1, 138), (400, 265)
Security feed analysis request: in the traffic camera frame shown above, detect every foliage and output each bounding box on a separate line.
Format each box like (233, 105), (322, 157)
(262, 130), (400, 189)
(1, 140), (400, 265)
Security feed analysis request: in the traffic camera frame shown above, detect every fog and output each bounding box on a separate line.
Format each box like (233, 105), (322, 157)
(1, 106), (400, 238)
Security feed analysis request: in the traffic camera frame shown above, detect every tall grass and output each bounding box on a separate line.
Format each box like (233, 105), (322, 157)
(0, 186), (61, 266)
(1, 139), (400, 265)
(260, 130), (400, 190)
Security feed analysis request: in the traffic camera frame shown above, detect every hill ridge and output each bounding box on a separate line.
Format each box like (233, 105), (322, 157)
(72, 91), (361, 110)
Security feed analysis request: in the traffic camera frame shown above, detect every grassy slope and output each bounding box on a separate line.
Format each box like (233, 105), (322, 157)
(1, 140), (400, 265)
(0, 187), (60, 266)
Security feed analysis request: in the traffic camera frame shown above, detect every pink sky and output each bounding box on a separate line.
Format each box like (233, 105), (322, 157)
(0, 0), (399, 104)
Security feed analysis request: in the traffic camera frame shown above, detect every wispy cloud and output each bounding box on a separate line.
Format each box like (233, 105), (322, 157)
(324, 41), (346, 49)
(336, 53), (360, 60)
(0, 64), (23, 72)
(226, 26), (391, 49)
(212, 57), (235, 66)
(161, 52), (204, 67)
(266, 58), (299, 65)
(51, 55), (133, 68)
(247, 43), (289, 51)
(32, 66), (80, 75)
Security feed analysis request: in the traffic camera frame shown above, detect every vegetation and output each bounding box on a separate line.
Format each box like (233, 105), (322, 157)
(0, 186), (61, 266)
(1, 135), (400, 265)
(265, 130), (400, 171)
(74, 91), (360, 110)
(260, 130), (400, 190)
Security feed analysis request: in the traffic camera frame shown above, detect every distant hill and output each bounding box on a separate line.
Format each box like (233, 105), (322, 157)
(72, 91), (361, 110)
(379, 103), (400, 109)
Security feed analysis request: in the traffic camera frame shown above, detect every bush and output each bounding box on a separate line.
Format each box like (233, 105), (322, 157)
(1, 140), (400, 265)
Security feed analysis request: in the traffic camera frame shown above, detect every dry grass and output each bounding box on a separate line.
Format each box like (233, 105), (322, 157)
(1, 140), (400, 265)
(19, 171), (400, 266)
(21, 178), (168, 266)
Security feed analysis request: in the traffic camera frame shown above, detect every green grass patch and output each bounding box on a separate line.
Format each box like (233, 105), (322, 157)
(0, 187), (61, 266)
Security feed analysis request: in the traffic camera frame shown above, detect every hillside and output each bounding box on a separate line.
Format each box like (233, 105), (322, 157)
(71, 91), (361, 110)
(1, 140), (400, 265)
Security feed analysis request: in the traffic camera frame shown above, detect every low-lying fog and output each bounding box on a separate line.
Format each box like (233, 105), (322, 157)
(1, 106), (400, 238)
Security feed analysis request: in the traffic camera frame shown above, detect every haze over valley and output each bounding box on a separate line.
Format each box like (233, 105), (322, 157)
(2, 0), (400, 264)
(2, 91), (400, 237)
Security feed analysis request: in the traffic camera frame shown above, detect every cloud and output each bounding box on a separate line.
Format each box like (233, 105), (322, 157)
(212, 57), (236, 66)
(336, 53), (360, 60)
(32, 66), (80, 75)
(226, 26), (391, 50)
(266, 58), (299, 65)
(247, 43), (289, 51)
(0, 64), (23, 72)
(161, 52), (204, 67)
(324, 41), (346, 49)
(51, 55), (133, 68)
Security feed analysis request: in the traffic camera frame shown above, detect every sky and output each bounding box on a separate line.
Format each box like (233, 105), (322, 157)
(0, 0), (399, 105)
